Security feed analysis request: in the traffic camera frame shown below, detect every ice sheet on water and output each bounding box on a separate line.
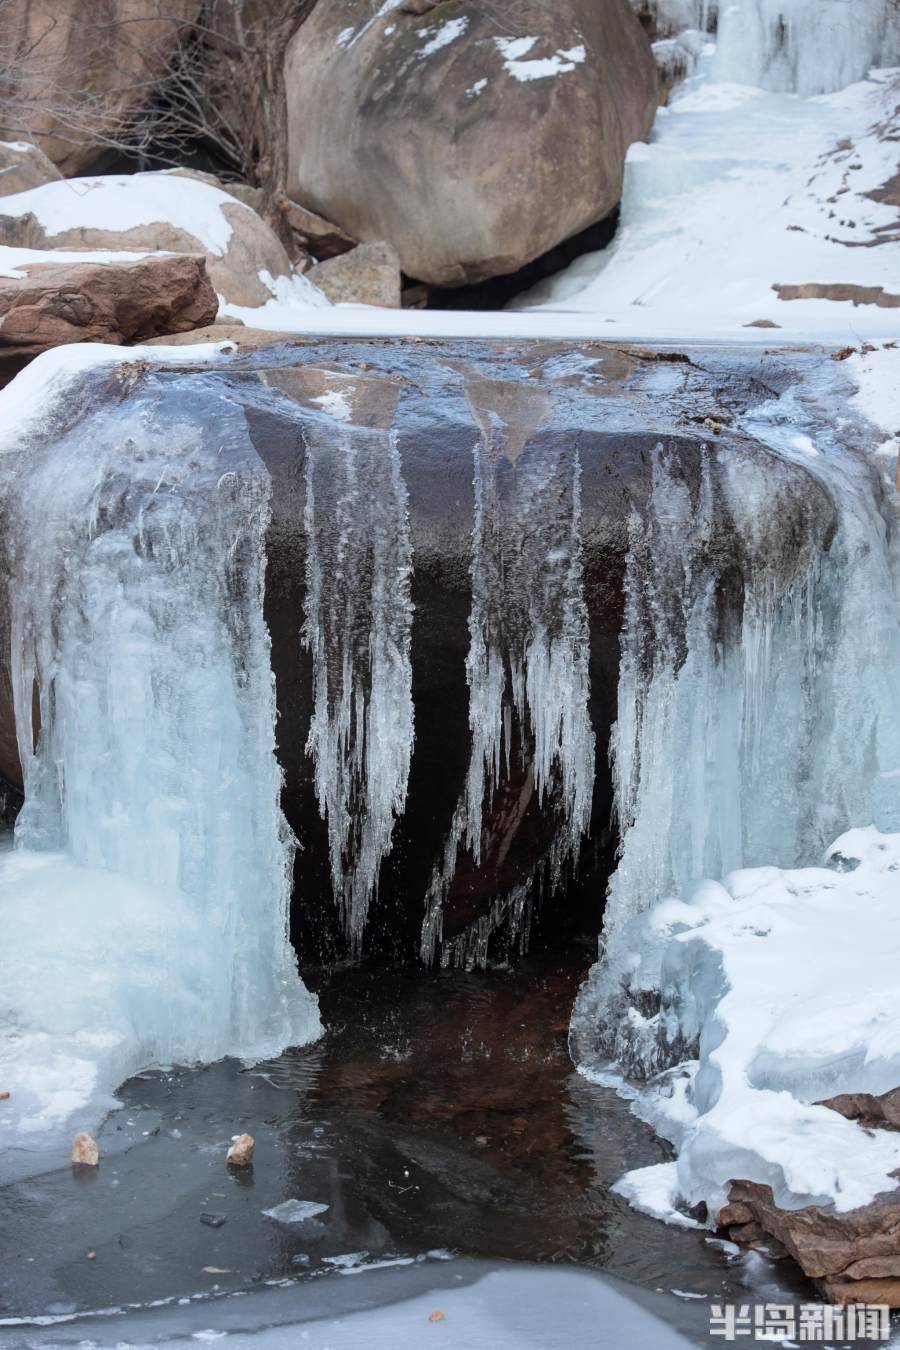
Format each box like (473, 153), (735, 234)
(262, 1200), (329, 1224)
(0, 350), (320, 1167)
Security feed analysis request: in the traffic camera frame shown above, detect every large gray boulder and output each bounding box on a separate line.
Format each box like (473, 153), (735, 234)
(285, 0), (658, 287)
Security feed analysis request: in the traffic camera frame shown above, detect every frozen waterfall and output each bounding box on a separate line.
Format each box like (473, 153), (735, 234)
(711, 0), (899, 96)
(0, 352), (320, 1160)
(571, 381), (900, 1078)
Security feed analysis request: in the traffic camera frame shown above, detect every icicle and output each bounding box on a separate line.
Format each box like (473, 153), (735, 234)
(572, 402), (900, 1078)
(421, 398), (595, 967)
(302, 419), (414, 956)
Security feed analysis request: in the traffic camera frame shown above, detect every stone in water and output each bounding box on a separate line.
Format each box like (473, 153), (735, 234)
(71, 1132), (99, 1166)
(226, 1133), (254, 1167)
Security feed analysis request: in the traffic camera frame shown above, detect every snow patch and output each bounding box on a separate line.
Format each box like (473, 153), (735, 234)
(495, 35), (586, 82)
(611, 829), (900, 1220)
(417, 17), (468, 57)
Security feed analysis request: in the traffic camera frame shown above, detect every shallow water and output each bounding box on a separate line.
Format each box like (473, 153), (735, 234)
(0, 954), (819, 1328)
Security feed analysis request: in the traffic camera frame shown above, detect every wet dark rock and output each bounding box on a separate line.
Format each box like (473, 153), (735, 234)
(200, 1213), (227, 1228)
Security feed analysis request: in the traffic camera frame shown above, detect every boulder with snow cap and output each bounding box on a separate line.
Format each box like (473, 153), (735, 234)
(285, 0), (657, 286)
(0, 172), (302, 309)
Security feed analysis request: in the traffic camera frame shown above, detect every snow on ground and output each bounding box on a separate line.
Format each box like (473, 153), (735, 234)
(515, 64), (900, 339)
(587, 828), (900, 1225)
(850, 343), (900, 464)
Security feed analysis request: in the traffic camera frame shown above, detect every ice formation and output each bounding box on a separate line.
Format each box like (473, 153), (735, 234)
(421, 410), (595, 965)
(0, 349), (320, 1161)
(572, 384), (899, 1065)
(571, 366), (900, 1220)
(712, 0), (899, 96)
(520, 1), (900, 338)
(301, 412), (414, 954)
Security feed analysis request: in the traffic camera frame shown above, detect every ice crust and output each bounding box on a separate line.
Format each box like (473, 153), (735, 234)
(0, 347), (320, 1164)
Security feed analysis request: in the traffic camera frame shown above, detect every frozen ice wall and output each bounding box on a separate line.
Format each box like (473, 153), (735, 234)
(422, 394), (595, 966)
(712, 0), (899, 95)
(0, 358), (320, 1157)
(571, 396), (900, 1075)
(302, 412), (414, 956)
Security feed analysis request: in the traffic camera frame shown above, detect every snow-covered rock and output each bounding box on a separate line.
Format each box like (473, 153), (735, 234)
(0, 172), (326, 310)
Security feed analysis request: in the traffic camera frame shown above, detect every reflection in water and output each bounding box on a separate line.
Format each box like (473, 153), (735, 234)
(0, 960), (816, 1319)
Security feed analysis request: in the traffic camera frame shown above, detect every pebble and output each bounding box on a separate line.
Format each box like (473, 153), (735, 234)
(200, 1213), (227, 1228)
(226, 1133), (255, 1167)
(71, 1132), (100, 1166)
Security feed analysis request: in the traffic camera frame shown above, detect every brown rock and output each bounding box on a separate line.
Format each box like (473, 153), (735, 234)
(820, 1087), (900, 1130)
(818, 1275), (900, 1307)
(720, 1176), (900, 1305)
(285, 0), (657, 286)
(1, 1), (201, 175)
(281, 199), (358, 261)
(743, 319), (782, 328)
(0, 141), (62, 197)
(226, 1132), (254, 1167)
(774, 282), (900, 308)
(308, 242), (402, 308)
(0, 254), (218, 350)
(71, 1131), (100, 1166)
(715, 1199), (754, 1226)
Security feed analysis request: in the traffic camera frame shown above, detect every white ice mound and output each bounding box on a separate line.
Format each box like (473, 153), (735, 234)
(608, 828), (900, 1221)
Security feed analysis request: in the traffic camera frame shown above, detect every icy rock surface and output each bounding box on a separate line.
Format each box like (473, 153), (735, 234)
(607, 828), (900, 1221)
(421, 403), (595, 966)
(301, 405), (414, 955)
(0, 348), (320, 1161)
